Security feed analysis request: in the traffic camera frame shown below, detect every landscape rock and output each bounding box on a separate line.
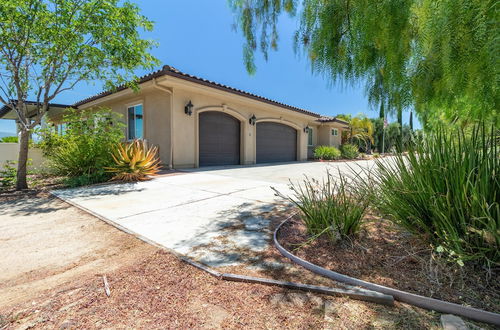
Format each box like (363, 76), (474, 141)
(440, 314), (468, 330)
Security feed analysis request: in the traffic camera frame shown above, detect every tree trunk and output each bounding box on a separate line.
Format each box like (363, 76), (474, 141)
(379, 102), (384, 119)
(409, 111), (413, 130)
(397, 108), (403, 151)
(16, 129), (29, 190)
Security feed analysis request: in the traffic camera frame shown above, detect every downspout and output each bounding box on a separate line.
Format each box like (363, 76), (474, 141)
(153, 78), (174, 169)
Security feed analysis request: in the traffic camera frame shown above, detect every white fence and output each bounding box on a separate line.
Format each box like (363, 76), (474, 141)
(0, 143), (47, 170)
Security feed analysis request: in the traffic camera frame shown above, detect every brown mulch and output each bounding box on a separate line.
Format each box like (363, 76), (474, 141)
(277, 214), (500, 314)
(1, 250), (328, 329)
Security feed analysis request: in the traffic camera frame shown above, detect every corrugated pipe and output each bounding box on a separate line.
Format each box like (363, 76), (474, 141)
(273, 217), (500, 326)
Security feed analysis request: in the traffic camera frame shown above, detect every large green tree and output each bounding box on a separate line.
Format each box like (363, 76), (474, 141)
(0, 0), (158, 190)
(229, 0), (498, 127)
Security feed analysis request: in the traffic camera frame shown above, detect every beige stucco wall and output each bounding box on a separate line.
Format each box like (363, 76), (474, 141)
(171, 87), (312, 168)
(79, 76), (334, 168)
(91, 87), (172, 166)
(317, 124), (344, 148)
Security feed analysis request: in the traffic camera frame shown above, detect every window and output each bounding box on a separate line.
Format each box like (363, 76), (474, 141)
(53, 123), (66, 135)
(127, 104), (143, 139)
(332, 128), (338, 136)
(308, 128), (313, 146)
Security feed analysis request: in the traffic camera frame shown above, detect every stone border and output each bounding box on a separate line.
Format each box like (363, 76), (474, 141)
(273, 216), (500, 326)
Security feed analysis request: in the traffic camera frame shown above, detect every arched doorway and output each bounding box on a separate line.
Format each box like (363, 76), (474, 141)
(256, 122), (297, 163)
(199, 111), (240, 166)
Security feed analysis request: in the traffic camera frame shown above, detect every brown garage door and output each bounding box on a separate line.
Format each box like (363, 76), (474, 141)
(256, 122), (297, 163)
(199, 111), (240, 166)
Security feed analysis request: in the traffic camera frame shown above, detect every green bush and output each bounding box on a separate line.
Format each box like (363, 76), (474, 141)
(37, 108), (124, 184)
(0, 160), (34, 190)
(370, 124), (499, 267)
(313, 145), (341, 160)
(274, 170), (369, 241)
(340, 144), (359, 159)
(0, 161), (17, 189)
(64, 172), (111, 188)
(0, 136), (18, 143)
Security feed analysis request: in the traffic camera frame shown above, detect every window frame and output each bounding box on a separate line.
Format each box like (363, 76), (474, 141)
(127, 103), (144, 140)
(307, 128), (314, 146)
(332, 128), (338, 136)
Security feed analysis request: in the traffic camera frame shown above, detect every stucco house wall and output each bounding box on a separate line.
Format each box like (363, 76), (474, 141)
(73, 66), (348, 169)
(171, 87), (312, 168)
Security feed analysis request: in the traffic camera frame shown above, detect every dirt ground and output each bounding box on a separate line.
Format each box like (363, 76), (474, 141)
(0, 193), (156, 310)
(0, 193), (459, 329)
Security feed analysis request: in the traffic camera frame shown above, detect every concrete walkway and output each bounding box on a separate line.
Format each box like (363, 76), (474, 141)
(52, 160), (379, 268)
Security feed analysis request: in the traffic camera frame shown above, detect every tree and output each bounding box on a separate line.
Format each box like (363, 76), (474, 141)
(342, 114), (374, 151)
(229, 0), (498, 127)
(0, 0), (158, 189)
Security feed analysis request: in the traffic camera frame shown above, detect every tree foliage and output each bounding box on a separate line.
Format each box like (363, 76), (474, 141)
(0, 0), (158, 189)
(229, 0), (498, 126)
(37, 108), (125, 184)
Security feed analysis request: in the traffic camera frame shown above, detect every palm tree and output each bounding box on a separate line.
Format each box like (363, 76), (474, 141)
(345, 114), (374, 152)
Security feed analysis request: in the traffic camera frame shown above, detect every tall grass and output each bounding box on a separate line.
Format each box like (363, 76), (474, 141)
(274, 170), (369, 241)
(371, 124), (499, 267)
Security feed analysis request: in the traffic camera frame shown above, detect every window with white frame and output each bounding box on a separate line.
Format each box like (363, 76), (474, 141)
(308, 128), (313, 146)
(332, 128), (338, 136)
(127, 104), (143, 139)
(53, 123), (67, 135)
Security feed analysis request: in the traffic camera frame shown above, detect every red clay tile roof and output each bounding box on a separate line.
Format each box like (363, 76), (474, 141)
(318, 116), (349, 125)
(74, 65), (322, 118)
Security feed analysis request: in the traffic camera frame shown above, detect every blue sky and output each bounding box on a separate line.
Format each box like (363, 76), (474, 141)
(0, 0), (416, 134)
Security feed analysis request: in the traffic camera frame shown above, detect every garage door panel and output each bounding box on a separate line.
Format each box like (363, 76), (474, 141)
(256, 122), (297, 163)
(199, 112), (240, 166)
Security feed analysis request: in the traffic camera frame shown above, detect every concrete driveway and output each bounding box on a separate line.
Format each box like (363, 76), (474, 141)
(53, 160), (378, 268)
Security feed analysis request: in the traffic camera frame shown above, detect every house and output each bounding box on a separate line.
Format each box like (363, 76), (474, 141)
(0, 65), (348, 168)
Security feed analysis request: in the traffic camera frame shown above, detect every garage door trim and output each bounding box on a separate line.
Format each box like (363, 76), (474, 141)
(255, 120), (298, 164)
(196, 108), (246, 167)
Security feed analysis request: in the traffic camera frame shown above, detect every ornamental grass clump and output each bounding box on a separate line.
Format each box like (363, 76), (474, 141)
(106, 139), (161, 182)
(313, 145), (341, 160)
(340, 144), (359, 159)
(274, 170), (369, 241)
(371, 124), (499, 268)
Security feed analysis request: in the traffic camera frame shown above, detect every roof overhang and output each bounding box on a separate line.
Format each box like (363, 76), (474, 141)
(0, 101), (72, 120)
(74, 65), (322, 119)
(317, 117), (350, 125)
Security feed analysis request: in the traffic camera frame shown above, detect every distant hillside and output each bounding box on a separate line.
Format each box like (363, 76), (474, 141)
(0, 131), (16, 139)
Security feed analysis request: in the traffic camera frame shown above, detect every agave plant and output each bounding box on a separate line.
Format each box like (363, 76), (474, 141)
(106, 139), (161, 182)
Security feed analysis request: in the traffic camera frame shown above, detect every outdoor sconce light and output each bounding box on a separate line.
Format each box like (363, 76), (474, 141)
(184, 100), (193, 116)
(304, 126), (310, 133)
(249, 114), (256, 126)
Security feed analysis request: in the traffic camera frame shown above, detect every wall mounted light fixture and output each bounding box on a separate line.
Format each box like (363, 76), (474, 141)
(303, 125), (310, 133)
(184, 100), (193, 116)
(249, 114), (256, 126)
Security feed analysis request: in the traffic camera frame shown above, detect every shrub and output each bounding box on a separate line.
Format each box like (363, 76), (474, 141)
(0, 136), (18, 143)
(64, 172), (110, 188)
(370, 124), (499, 267)
(37, 108), (124, 184)
(106, 139), (161, 182)
(273, 170), (369, 241)
(0, 160), (34, 190)
(313, 145), (341, 160)
(0, 161), (17, 189)
(340, 144), (359, 159)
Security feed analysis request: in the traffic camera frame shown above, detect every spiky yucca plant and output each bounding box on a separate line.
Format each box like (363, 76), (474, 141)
(106, 139), (161, 182)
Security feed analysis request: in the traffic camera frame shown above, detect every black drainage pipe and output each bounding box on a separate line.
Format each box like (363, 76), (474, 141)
(273, 217), (500, 326)
(180, 257), (394, 306)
